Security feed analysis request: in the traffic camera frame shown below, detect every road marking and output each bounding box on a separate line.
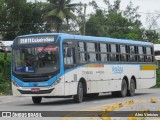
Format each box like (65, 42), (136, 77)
(61, 98), (159, 120)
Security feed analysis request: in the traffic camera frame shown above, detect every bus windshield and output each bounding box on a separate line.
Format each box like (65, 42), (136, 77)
(13, 45), (59, 74)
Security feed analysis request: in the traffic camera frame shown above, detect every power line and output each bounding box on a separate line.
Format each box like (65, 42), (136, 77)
(96, 6), (160, 15)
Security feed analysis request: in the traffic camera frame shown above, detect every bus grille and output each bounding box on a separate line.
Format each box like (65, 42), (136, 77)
(21, 76), (49, 82)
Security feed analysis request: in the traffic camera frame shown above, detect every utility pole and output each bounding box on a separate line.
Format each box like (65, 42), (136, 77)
(142, 31), (148, 41)
(83, 4), (87, 35)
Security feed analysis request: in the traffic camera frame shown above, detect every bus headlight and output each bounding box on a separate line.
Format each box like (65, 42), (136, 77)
(52, 78), (62, 86)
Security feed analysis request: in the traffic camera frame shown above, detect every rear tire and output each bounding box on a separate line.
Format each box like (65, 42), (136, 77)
(32, 97), (42, 104)
(117, 79), (127, 97)
(74, 82), (83, 103)
(127, 79), (136, 96)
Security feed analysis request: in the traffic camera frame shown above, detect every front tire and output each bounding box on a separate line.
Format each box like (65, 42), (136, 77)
(32, 97), (42, 104)
(117, 79), (127, 97)
(74, 82), (83, 103)
(127, 79), (135, 96)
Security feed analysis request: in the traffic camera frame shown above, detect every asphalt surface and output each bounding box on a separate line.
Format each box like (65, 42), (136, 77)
(0, 88), (160, 120)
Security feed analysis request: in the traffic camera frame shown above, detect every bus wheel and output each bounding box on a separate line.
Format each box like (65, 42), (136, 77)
(32, 97), (42, 104)
(118, 79), (127, 97)
(127, 79), (135, 96)
(74, 82), (83, 103)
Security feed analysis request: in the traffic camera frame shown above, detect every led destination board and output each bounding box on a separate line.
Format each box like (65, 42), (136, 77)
(17, 36), (55, 44)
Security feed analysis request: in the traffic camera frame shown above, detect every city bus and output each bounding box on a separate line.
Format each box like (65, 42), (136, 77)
(11, 33), (156, 104)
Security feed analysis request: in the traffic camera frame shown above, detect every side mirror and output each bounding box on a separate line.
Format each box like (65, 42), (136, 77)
(67, 48), (72, 57)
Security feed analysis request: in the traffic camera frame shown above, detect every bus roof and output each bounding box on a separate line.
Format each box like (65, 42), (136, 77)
(16, 33), (153, 46)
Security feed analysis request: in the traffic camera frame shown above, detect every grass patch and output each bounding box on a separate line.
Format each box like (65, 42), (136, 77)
(155, 68), (160, 88)
(0, 82), (12, 95)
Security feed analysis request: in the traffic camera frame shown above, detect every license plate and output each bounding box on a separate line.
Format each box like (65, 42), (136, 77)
(31, 88), (40, 92)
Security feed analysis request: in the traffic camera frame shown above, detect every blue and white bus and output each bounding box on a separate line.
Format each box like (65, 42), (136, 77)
(12, 33), (156, 103)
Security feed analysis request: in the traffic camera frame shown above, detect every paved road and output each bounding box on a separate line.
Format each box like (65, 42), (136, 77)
(0, 88), (160, 120)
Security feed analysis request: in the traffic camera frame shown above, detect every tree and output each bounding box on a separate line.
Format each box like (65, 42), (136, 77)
(144, 30), (159, 43)
(0, 0), (49, 40)
(85, 0), (143, 40)
(85, 10), (106, 36)
(45, 0), (78, 32)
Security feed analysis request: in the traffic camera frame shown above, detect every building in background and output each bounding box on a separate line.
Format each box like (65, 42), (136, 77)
(0, 41), (13, 52)
(154, 44), (160, 67)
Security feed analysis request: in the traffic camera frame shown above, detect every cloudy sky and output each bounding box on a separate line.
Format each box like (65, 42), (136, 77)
(28, 0), (160, 29)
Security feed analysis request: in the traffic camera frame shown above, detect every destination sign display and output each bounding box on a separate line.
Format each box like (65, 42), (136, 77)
(17, 36), (55, 44)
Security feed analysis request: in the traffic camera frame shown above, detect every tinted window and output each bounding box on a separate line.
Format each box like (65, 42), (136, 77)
(139, 55), (145, 62)
(79, 53), (87, 63)
(130, 46), (135, 54)
(146, 47), (151, 55)
(110, 54), (118, 61)
(111, 44), (116, 53)
(100, 44), (107, 52)
(88, 53), (97, 62)
(146, 56), (152, 62)
(78, 42), (85, 51)
(100, 54), (108, 62)
(120, 45), (126, 54)
(64, 47), (75, 65)
(138, 46), (143, 54)
(87, 43), (95, 52)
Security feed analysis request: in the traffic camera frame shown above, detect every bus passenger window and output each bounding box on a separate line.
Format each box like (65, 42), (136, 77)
(110, 44), (116, 61)
(138, 46), (145, 62)
(100, 54), (108, 62)
(88, 53), (97, 62)
(111, 44), (116, 53)
(100, 43), (108, 62)
(110, 54), (117, 61)
(146, 47), (152, 62)
(86, 43), (96, 52)
(79, 53), (87, 63)
(120, 45), (127, 62)
(64, 47), (75, 65)
(78, 42), (85, 51)
(129, 46), (135, 62)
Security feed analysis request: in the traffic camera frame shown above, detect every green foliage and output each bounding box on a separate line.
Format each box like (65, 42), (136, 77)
(145, 30), (159, 43)
(0, 53), (11, 95)
(86, 0), (143, 40)
(0, 0), (50, 40)
(85, 10), (106, 36)
(45, 0), (78, 32)
(156, 68), (160, 87)
(0, 82), (12, 95)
